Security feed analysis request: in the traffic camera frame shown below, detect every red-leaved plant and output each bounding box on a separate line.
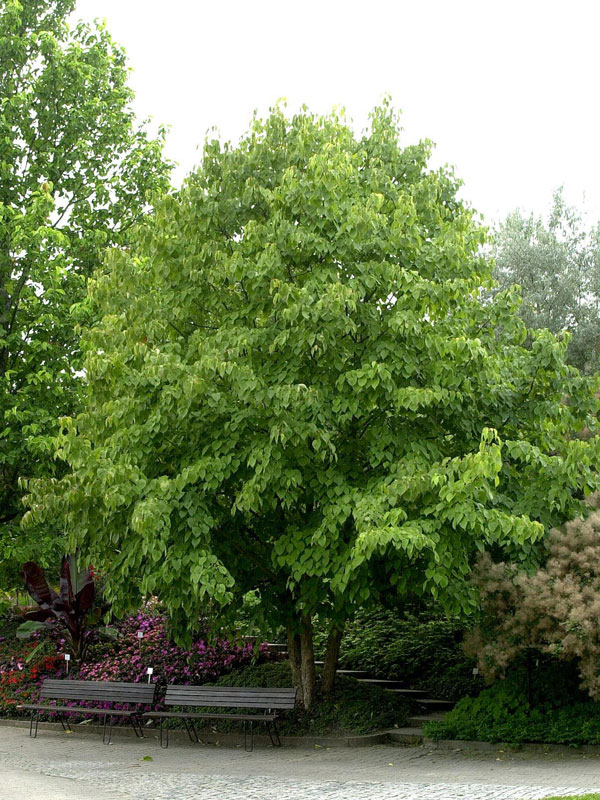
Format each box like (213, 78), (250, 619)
(17, 555), (115, 664)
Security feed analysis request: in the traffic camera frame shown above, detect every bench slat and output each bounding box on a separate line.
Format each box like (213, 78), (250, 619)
(164, 685), (297, 710)
(19, 704), (137, 716)
(144, 711), (277, 721)
(37, 679), (155, 705)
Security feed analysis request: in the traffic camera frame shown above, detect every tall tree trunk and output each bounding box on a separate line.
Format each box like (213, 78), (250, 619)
(322, 624), (344, 696)
(300, 614), (316, 710)
(286, 627), (304, 708)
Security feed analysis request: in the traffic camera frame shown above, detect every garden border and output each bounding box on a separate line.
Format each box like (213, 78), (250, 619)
(3, 719), (600, 753)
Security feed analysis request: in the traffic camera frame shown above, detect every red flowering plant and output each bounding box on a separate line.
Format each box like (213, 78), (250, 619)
(0, 630), (63, 717)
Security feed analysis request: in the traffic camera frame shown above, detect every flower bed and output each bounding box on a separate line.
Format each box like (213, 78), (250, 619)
(0, 608), (272, 718)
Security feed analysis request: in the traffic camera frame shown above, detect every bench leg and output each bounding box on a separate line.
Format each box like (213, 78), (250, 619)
(183, 718), (198, 743)
(130, 716), (144, 738)
(159, 718), (169, 749)
(243, 720), (254, 752)
(59, 714), (72, 734)
(29, 710), (39, 738)
(266, 720), (281, 747)
(103, 714), (114, 745)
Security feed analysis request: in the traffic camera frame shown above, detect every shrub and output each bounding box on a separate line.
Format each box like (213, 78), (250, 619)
(468, 501), (600, 699)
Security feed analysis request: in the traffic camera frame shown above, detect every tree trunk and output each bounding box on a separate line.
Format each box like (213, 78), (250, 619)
(300, 614), (317, 710)
(286, 627), (304, 708)
(321, 624), (344, 696)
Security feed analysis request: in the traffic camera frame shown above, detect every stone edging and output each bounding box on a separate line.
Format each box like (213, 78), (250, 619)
(3, 718), (600, 754)
(0, 718), (388, 748)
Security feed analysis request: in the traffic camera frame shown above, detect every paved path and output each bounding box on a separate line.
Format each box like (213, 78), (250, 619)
(0, 725), (599, 799)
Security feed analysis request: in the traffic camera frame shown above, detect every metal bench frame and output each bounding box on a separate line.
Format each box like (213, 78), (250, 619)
(19, 679), (156, 744)
(144, 685), (297, 751)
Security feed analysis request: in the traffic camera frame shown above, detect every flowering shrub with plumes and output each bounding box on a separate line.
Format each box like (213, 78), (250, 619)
(467, 499), (600, 699)
(79, 610), (270, 694)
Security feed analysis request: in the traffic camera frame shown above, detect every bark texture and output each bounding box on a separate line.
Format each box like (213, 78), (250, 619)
(322, 625), (344, 696)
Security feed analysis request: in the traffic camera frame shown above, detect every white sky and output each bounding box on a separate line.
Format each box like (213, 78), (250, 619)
(75, 0), (600, 227)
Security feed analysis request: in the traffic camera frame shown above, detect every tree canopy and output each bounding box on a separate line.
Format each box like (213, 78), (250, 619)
(24, 104), (600, 706)
(0, 0), (171, 587)
(492, 189), (600, 373)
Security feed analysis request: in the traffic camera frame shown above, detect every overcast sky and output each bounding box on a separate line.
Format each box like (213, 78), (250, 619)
(75, 0), (600, 227)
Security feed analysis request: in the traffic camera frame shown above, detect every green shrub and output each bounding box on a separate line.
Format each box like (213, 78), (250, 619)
(425, 662), (600, 745)
(213, 661), (409, 736)
(314, 608), (483, 700)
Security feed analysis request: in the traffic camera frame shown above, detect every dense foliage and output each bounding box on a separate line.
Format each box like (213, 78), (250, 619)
(314, 607), (482, 700)
(424, 662), (600, 745)
(23, 103), (600, 708)
(493, 189), (600, 372)
(0, 0), (171, 588)
(466, 501), (600, 699)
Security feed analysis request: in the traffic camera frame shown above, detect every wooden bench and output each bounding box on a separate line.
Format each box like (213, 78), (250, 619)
(143, 685), (297, 750)
(18, 679), (156, 744)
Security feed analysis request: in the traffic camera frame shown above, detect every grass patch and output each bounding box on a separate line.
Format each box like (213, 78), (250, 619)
(210, 660), (410, 736)
(540, 796), (600, 800)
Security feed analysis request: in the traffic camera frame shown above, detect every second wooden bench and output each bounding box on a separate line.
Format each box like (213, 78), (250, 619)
(143, 685), (297, 750)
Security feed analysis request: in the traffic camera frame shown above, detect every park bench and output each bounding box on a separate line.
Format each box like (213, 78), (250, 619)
(143, 685), (297, 751)
(18, 679), (156, 744)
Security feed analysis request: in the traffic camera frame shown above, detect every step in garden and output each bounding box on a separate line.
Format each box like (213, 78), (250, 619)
(355, 677), (412, 690)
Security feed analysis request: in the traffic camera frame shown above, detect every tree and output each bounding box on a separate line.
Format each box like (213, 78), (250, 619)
(492, 189), (600, 373)
(0, 0), (171, 588)
(24, 104), (600, 708)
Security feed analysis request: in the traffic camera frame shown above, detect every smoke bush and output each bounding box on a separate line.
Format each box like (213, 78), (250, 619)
(467, 498), (600, 698)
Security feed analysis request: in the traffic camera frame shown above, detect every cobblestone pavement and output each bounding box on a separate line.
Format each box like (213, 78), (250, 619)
(1, 725), (599, 799)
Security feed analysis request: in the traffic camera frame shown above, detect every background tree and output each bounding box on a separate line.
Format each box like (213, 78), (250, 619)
(0, 0), (171, 588)
(492, 189), (600, 372)
(24, 104), (600, 708)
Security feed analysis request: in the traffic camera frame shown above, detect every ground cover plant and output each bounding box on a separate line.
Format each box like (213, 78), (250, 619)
(424, 661), (600, 745)
(79, 608), (269, 687)
(24, 102), (600, 711)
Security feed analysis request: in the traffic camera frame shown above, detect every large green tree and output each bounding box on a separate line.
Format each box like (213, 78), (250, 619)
(24, 105), (600, 707)
(493, 189), (600, 373)
(0, 0), (171, 587)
